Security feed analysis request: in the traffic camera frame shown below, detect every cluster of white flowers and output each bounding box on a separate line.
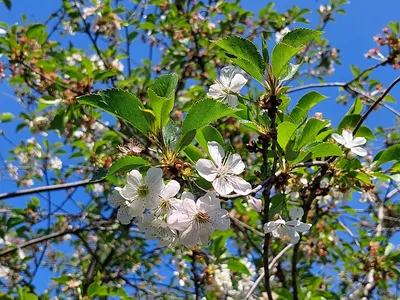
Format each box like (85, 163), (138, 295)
(264, 207), (311, 244)
(108, 141), (254, 247)
(207, 65), (248, 108)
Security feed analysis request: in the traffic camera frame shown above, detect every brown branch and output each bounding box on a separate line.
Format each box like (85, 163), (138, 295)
(0, 179), (104, 200)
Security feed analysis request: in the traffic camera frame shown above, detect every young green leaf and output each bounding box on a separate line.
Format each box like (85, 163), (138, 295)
(148, 73), (178, 128)
(77, 88), (153, 135)
(271, 42), (299, 78)
(277, 121), (298, 149)
(281, 28), (323, 48)
(290, 91), (327, 123)
(107, 156), (150, 177)
(181, 98), (237, 134)
(196, 125), (225, 155)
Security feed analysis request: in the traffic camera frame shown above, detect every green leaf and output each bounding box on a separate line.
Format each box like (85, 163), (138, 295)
(294, 118), (329, 150)
(261, 31), (269, 66)
(356, 126), (376, 140)
(2, 0), (11, 10)
(280, 63), (301, 81)
(213, 35), (265, 82)
(26, 24), (46, 39)
(175, 130), (196, 152)
(378, 145), (400, 165)
(308, 142), (343, 158)
(148, 73), (178, 128)
(107, 156), (150, 177)
(269, 193), (285, 220)
(338, 114), (361, 132)
(227, 260), (251, 276)
(77, 88), (153, 135)
(183, 145), (204, 163)
(346, 97), (363, 115)
(277, 121), (298, 150)
(162, 119), (178, 145)
(290, 91), (328, 123)
(0, 112), (14, 122)
(281, 28), (323, 48)
(182, 99), (237, 134)
(196, 125), (224, 156)
(271, 42), (299, 78)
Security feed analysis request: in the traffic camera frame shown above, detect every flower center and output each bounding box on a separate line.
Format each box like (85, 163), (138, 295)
(138, 185), (149, 197)
(194, 211), (211, 224)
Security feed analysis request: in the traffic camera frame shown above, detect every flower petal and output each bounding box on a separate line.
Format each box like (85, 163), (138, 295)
(226, 175), (252, 195)
(342, 130), (353, 145)
(211, 209), (231, 231)
(197, 192), (220, 212)
(167, 211), (192, 231)
(229, 73), (247, 92)
(350, 137), (367, 147)
(196, 159), (219, 181)
(120, 185), (138, 200)
(351, 147), (367, 157)
(199, 224), (214, 245)
(247, 196), (262, 212)
(108, 188), (125, 207)
(289, 207), (304, 220)
(331, 133), (345, 145)
(225, 153), (245, 175)
(180, 227), (199, 248)
(145, 167), (164, 188)
(207, 84), (224, 99)
(219, 65), (235, 87)
(295, 222), (312, 233)
(181, 191), (195, 201)
(288, 227), (300, 244)
(160, 180), (180, 199)
(126, 170), (143, 187)
(208, 141), (225, 167)
(117, 208), (132, 225)
(226, 94), (239, 108)
(127, 199), (146, 217)
(213, 177), (233, 196)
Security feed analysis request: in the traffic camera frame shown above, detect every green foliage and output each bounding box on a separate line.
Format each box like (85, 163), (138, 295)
(77, 89), (154, 135)
(290, 91), (328, 123)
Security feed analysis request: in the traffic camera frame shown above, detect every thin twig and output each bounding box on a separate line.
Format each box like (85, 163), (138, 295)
(0, 178), (104, 200)
(338, 219), (361, 247)
(244, 244), (293, 299)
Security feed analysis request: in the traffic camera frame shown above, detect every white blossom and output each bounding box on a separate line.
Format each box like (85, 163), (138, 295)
(247, 196), (262, 212)
(332, 130), (367, 157)
(264, 207), (311, 244)
(207, 65), (247, 108)
(167, 192), (230, 248)
(196, 141), (252, 196)
(138, 214), (179, 247)
(49, 156), (63, 170)
(275, 27), (290, 43)
(119, 168), (164, 218)
(0, 28), (6, 35)
(153, 180), (181, 218)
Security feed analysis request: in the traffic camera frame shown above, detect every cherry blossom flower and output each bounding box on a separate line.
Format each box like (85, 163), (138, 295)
(167, 192), (230, 248)
(49, 156), (63, 170)
(138, 214), (179, 247)
(153, 180), (181, 218)
(207, 65), (247, 108)
(264, 207), (311, 244)
(247, 196), (262, 212)
(332, 130), (367, 157)
(196, 141), (252, 196)
(275, 27), (290, 43)
(0, 28), (6, 35)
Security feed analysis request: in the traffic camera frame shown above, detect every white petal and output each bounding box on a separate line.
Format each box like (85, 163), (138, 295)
(342, 130), (354, 145)
(264, 221), (279, 234)
(229, 73), (247, 92)
(213, 177), (233, 195)
(160, 180), (180, 199)
(288, 227), (300, 244)
(289, 207), (304, 220)
(247, 196), (262, 212)
(351, 147), (368, 157)
(167, 211), (192, 231)
(225, 154), (245, 175)
(145, 167), (163, 188)
(127, 199), (146, 217)
(295, 222), (311, 233)
(331, 133), (345, 145)
(197, 192), (220, 212)
(117, 208), (132, 225)
(120, 185), (138, 200)
(143, 193), (160, 210)
(350, 137), (367, 147)
(219, 65), (235, 87)
(207, 84), (225, 99)
(226, 94), (239, 108)
(180, 226), (199, 248)
(126, 170), (143, 187)
(199, 224), (214, 245)
(211, 209), (231, 231)
(196, 159), (219, 181)
(208, 141), (225, 167)
(108, 188), (125, 207)
(0, 28), (6, 35)
(226, 175), (252, 195)
(181, 191), (195, 201)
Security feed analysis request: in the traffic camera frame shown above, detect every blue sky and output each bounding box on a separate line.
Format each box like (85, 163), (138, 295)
(1, 0), (400, 295)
